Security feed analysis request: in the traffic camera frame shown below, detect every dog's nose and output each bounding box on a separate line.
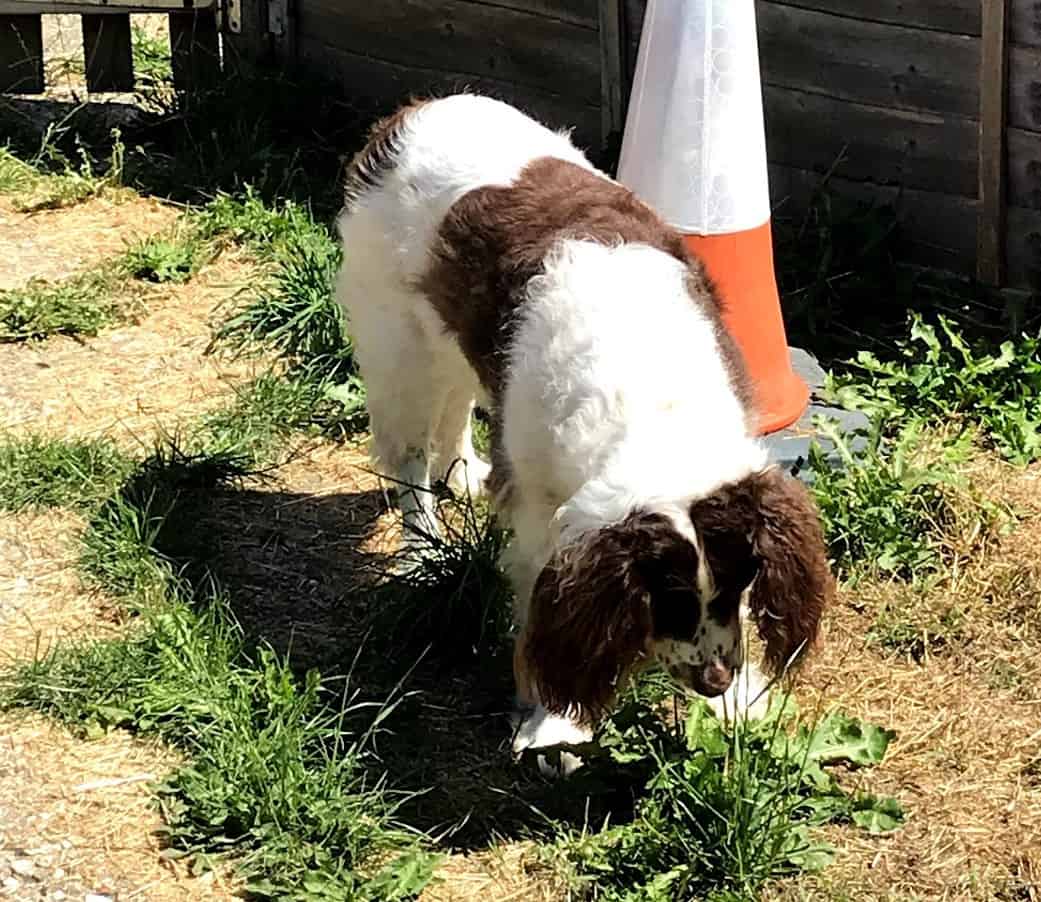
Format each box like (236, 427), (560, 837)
(694, 660), (734, 697)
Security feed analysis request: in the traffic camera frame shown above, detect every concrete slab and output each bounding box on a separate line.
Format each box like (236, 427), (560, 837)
(762, 348), (870, 481)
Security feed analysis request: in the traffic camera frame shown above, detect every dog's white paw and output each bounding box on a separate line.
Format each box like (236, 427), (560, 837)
(512, 704), (592, 777)
(446, 456), (491, 499)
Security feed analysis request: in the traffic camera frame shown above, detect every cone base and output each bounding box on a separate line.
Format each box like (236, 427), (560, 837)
(683, 223), (809, 435)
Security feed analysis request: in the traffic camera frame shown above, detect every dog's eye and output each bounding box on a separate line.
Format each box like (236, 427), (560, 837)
(650, 587), (700, 638)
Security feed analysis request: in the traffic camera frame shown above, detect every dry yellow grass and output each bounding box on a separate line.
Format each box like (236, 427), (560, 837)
(0, 196), (176, 288)
(0, 252), (261, 444)
(0, 712), (238, 900)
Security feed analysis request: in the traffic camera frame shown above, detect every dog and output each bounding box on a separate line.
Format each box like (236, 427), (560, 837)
(335, 94), (833, 773)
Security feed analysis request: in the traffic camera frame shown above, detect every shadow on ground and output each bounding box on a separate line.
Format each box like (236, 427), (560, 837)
(148, 480), (626, 851)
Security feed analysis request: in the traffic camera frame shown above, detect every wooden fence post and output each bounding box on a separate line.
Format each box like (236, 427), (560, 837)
(978, 0), (1011, 286)
(82, 12), (134, 92)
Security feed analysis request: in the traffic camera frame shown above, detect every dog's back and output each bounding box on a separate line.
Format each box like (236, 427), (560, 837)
(337, 94), (592, 285)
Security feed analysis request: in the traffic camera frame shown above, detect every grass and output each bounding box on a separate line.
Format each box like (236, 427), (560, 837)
(0, 126), (127, 213)
(1, 595), (439, 900)
(0, 434), (134, 511)
(79, 441), (257, 597)
(210, 207), (352, 381)
(0, 437), (442, 899)
(120, 225), (211, 284)
(131, 23), (173, 93)
(0, 267), (127, 342)
(371, 487), (513, 668)
(549, 685), (903, 901)
(807, 416), (1006, 581)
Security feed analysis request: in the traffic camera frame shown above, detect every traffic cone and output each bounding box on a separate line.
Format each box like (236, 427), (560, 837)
(616, 0), (808, 434)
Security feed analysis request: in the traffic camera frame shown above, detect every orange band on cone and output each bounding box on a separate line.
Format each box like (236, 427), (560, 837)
(683, 221), (809, 434)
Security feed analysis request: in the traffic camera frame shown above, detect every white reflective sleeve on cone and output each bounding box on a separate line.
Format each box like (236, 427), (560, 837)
(617, 0), (771, 236)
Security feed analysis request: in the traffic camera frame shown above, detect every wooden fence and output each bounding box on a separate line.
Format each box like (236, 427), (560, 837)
(0, 0), (220, 94)
(2, 0), (1039, 293)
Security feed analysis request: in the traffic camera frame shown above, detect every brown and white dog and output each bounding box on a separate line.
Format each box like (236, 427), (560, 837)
(335, 95), (833, 772)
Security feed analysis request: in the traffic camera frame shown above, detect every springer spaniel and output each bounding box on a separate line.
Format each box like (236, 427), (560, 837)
(335, 95), (833, 772)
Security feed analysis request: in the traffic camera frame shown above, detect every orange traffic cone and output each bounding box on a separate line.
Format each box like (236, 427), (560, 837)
(616, 0), (808, 434)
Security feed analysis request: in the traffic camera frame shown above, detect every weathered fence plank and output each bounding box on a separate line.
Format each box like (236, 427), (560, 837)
(768, 163), (978, 276)
(169, 8), (220, 93)
(1010, 44), (1041, 131)
(758, 4), (979, 119)
(297, 0), (601, 107)
(763, 86), (978, 198)
(758, 0), (981, 36)
(296, 36), (601, 151)
(1011, 0), (1041, 47)
(1007, 205), (1041, 289)
(1008, 127), (1041, 209)
(598, 0), (624, 150)
(82, 12), (133, 92)
(0, 12), (43, 92)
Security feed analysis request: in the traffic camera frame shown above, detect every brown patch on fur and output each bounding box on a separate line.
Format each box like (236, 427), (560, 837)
(690, 468), (833, 674)
(520, 509), (701, 722)
(343, 97), (432, 210)
(418, 156), (753, 500)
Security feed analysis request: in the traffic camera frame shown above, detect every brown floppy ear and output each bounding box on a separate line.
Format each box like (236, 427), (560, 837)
(520, 512), (672, 723)
(746, 468), (834, 674)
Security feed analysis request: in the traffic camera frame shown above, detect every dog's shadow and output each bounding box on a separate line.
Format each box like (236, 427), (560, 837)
(156, 481), (627, 850)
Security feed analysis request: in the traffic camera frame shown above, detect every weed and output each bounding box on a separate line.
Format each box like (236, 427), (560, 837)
(120, 227), (210, 283)
(0, 268), (125, 341)
(193, 188), (319, 255)
(210, 210), (352, 381)
(830, 315), (1041, 465)
(808, 417), (1002, 580)
(10, 125), (127, 213)
(372, 486), (513, 667)
(131, 23), (173, 92)
(552, 690), (902, 900)
(201, 370), (367, 459)
(1, 596), (440, 900)
(0, 146), (36, 195)
(0, 434), (134, 511)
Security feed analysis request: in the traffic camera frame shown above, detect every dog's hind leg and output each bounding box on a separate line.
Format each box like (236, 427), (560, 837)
(431, 382), (491, 499)
(335, 249), (445, 544)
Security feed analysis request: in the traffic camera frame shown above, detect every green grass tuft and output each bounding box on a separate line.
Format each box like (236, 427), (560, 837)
(131, 24), (173, 92)
(0, 268), (126, 342)
(0, 434), (134, 511)
(201, 370), (367, 459)
(2, 127), (127, 213)
(808, 417), (1004, 581)
(193, 188), (320, 255)
(121, 227), (210, 284)
(552, 688), (902, 901)
(372, 488), (513, 667)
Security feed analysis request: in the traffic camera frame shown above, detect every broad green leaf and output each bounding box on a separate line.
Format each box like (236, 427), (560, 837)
(852, 796), (905, 833)
(804, 713), (895, 767)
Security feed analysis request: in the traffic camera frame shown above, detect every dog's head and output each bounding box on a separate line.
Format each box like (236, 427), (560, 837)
(518, 467), (833, 722)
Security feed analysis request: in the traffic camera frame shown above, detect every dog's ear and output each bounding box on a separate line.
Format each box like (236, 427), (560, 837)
(520, 511), (679, 723)
(690, 467), (832, 675)
(744, 468), (833, 673)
